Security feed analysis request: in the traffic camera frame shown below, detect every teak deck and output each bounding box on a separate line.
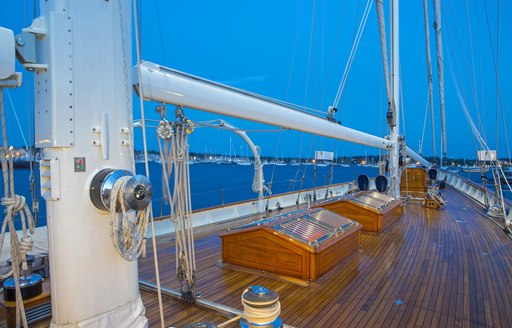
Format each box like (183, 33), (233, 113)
(139, 187), (512, 327)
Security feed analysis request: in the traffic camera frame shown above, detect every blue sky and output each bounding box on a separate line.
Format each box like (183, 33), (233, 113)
(1, 0), (511, 160)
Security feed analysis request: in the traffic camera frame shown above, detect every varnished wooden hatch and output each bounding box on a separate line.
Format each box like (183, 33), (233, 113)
(315, 190), (404, 233)
(220, 208), (361, 282)
(401, 167), (427, 197)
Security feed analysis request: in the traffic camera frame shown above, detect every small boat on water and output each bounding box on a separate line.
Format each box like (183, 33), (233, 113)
(461, 165), (490, 173)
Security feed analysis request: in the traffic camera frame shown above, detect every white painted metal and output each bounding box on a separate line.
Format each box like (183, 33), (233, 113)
(33, 10), (74, 148)
(433, 0), (447, 160)
(439, 171), (489, 207)
(33, 0), (146, 326)
(216, 120), (265, 213)
(388, 0), (401, 198)
(0, 27), (15, 79)
(406, 146), (431, 168)
(134, 62), (394, 151)
(39, 158), (61, 201)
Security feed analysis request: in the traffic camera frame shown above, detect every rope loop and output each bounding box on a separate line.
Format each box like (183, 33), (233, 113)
(109, 176), (149, 262)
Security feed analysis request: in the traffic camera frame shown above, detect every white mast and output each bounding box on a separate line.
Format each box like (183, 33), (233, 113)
(433, 0), (447, 164)
(389, 0), (401, 197)
(20, 1), (147, 326)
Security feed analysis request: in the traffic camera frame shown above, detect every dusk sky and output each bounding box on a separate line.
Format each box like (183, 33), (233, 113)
(1, 1), (511, 160)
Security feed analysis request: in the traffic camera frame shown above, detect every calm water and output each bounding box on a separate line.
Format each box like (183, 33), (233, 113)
(145, 162), (378, 218)
(1, 163), (378, 228)
(1, 163), (510, 229)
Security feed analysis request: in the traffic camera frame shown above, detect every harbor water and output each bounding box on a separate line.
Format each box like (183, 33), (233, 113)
(1, 162), (510, 229)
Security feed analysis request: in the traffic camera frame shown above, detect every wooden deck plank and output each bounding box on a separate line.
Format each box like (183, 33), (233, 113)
(134, 187), (512, 327)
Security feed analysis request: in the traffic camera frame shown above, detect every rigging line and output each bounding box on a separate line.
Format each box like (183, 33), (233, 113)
(290, 133), (305, 192)
(255, 96), (325, 115)
(0, 90), (33, 328)
(495, 0), (511, 163)
(296, 136), (315, 203)
(422, 0), (436, 157)
(206, 77), (326, 115)
(333, 0), (373, 108)
(443, 11), (482, 154)
(268, 132), (283, 188)
(154, 0), (167, 61)
(446, 53), (486, 151)
(4, 91), (29, 150)
(483, 0), (510, 161)
(313, 0), (317, 109)
(464, 0), (485, 143)
(194, 122), (289, 133)
(320, 0), (325, 111)
(336, 0), (363, 110)
(320, 0), (348, 104)
(495, 0), (500, 157)
(399, 64), (406, 140)
(132, 0), (165, 327)
(446, 0), (485, 143)
(303, 0), (317, 108)
(284, 0), (305, 102)
(420, 90), (430, 155)
(24, 0), (37, 218)
(333, 0), (374, 109)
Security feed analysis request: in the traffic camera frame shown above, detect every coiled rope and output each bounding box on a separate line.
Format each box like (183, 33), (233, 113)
(241, 288), (281, 326)
(0, 89), (34, 328)
(108, 175), (150, 262)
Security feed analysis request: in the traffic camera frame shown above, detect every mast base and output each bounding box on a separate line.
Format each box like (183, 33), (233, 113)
(49, 295), (148, 328)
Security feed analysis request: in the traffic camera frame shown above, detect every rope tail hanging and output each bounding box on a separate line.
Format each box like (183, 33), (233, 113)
(0, 89), (34, 328)
(157, 105), (198, 302)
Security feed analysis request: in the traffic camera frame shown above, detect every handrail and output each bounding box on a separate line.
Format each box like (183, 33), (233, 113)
(439, 170), (511, 226)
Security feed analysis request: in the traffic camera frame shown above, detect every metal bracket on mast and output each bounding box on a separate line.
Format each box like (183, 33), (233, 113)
(16, 17), (49, 72)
